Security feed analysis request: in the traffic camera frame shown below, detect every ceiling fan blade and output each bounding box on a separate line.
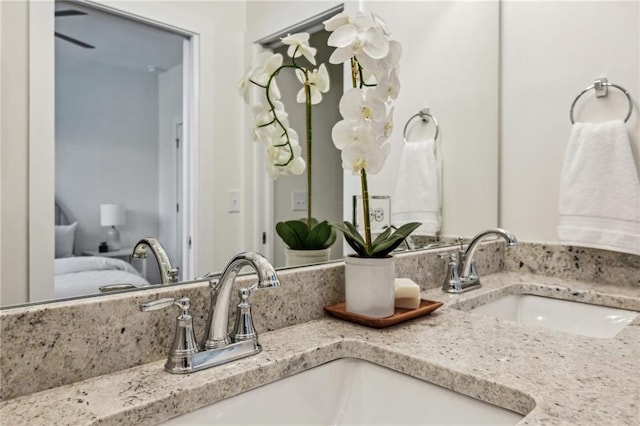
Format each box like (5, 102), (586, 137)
(55, 32), (95, 49)
(55, 10), (87, 17)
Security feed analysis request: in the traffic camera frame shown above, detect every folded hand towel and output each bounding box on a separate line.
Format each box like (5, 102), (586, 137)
(392, 138), (441, 235)
(558, 120), (640, 255)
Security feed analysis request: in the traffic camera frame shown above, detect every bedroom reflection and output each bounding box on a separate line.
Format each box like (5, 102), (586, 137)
(53, 1), (188, 298)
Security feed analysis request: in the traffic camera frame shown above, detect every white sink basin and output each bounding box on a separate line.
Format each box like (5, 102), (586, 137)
(470, 294), (638, 338)
(161, 358), (524, 425)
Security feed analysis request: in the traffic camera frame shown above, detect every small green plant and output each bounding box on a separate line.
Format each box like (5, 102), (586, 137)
(331, 221), (420, 258)
(276, 218), (337, 250)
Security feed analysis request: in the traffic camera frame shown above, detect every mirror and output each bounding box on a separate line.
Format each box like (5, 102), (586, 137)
(0, 0), (499, 308)
(53, 1), (188, 299)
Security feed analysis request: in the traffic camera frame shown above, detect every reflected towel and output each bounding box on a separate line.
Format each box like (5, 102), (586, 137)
(558, 120), (640, 255)
(392, 138), (441, 235)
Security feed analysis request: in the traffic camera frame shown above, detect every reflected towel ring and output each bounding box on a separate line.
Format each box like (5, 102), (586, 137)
(569, 78), (633, 124)
(403, 109), (439, 143)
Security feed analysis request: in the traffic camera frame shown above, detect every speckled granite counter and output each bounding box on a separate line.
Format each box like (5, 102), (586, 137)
(1, 271), (638, 425)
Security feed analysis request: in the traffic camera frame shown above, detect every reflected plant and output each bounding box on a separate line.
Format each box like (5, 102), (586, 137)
(239, 33), (336, 250)
(324, 12), (420, 257)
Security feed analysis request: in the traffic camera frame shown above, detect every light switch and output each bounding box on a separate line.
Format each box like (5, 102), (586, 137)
(228, 190), (241, 213)
(292, 191), (307, 212)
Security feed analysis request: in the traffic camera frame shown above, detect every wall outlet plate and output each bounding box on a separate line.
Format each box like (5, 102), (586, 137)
(292, 191), (307, 212)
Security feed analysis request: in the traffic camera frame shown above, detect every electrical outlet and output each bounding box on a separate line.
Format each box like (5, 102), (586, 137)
(292, 191), (307, 212)
(228, 190), (241, 213)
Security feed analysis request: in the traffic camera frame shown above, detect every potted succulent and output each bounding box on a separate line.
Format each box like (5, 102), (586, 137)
(239, 33), (336, 266)
(324, 11), (420, 317)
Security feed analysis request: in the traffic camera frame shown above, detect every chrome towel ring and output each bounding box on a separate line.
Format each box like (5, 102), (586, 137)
(403, 108), (439, 143)
(569, 78), (633, 124)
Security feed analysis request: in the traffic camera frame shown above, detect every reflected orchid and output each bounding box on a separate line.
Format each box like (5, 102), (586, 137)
(295, 64), (330, 105)
(239, 32), (336, 250)
(282, 32), (317, 65)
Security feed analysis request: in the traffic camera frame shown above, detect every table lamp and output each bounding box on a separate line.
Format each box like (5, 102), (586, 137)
(100, 203), (125, 251)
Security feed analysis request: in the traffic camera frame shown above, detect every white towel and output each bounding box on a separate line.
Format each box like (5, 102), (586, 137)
(391, 138), (441, 235)
(558, 120), (640, 255)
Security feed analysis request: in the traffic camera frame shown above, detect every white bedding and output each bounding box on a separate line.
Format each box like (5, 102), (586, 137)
(54, 256), (150, 299)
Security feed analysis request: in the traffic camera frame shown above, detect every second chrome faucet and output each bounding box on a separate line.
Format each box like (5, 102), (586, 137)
(441, 228), (517, 294)
(140, 252), (280, 374)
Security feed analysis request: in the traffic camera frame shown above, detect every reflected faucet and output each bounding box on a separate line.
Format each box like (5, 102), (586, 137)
(132, 238), (179, 284)
(441, 228), (517, 293)
(139, 251), (280, 374)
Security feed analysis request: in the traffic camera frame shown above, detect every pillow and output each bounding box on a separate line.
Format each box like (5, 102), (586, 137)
(55, 222), (77, 258)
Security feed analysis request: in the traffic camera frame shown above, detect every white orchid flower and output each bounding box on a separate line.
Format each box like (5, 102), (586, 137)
(251, 53), (283, 85)
(327, 22), (389, 65)
(281, 33), (317, 65)
(323, 12), (351, 32)
(238, 67), (254, 104)
(323, 11), (374, 32)
(341, 138), (390, 175)
(358, 41), (402, 83)
(295, 64), (330, 105)
(331, 119), (375, 150)
(371, 12), (391, 37)
(373, 69), (400, 102)
(373, 106), (395, 143)
(338, 88), (386, 124)
(287, 154), (306, 175)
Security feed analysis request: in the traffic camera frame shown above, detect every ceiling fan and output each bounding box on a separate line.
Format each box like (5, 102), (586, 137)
(55, 9), (95, 49)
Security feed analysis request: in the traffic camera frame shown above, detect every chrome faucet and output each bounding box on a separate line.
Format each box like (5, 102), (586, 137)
(132, 237), (179, 284)
(441, 228), (517, 293)
(139, 252), (280, 374)
(203, 252), (280, 349)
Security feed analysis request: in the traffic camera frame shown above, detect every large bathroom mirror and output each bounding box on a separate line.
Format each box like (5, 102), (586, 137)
(0, 0), (499, 308)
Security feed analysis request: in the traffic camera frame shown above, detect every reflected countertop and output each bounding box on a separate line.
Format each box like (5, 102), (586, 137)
(1, 272), (638, 425)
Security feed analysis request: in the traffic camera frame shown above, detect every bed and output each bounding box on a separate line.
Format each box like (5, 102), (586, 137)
(54, 200), (150, 298)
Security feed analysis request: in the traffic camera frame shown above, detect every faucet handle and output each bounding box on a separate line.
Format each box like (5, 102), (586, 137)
(438, 252), (458, 263)
(140, 297), (183, 311)
(140, 297), (199, 373)
(232, 287), (258, 343)
(439, 253), (461, 293)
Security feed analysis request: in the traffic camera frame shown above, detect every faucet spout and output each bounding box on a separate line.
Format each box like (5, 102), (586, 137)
(204, 252), (279, 350)
(132, 238), (179, 284)
(460, 228), (517, 278)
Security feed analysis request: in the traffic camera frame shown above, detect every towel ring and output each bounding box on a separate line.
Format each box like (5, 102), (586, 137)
(569, 78), (633, 124)
(403, 109), (439, 143)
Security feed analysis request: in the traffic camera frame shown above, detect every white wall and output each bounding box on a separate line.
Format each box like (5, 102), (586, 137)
(0, 0), (29, 306)
(349, 1), (500, 239)
(501, 0), (640, 242)
(55, 54), (160, 254)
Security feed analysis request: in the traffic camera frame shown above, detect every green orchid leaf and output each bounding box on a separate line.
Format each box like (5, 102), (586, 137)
(371, 222), (422, 257)
(277, 218), (337, 250)
(306, 220), (334, 249)
(372, 227), (393, 246)
(330, 221), (369, 256)
(276, 220), (308, 249)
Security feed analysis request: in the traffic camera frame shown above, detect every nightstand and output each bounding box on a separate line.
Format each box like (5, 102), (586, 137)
(82, 248), (134, 262)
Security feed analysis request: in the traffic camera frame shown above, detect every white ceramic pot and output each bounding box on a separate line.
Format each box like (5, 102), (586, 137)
(344, 255), (395, 318)
(285, 247), (331, 267)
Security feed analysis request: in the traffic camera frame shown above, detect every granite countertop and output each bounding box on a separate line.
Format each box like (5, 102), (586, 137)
(1, 271), (638, 425)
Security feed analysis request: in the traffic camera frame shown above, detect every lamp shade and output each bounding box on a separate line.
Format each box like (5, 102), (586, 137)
(100, 204), (125, 227)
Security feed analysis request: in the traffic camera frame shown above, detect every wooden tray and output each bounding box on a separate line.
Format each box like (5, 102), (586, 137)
(324, 299), (443, 329)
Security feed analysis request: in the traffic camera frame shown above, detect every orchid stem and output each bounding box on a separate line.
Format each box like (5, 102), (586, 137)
(305, 72), (312, 229)
(360, 170), (372, 254)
